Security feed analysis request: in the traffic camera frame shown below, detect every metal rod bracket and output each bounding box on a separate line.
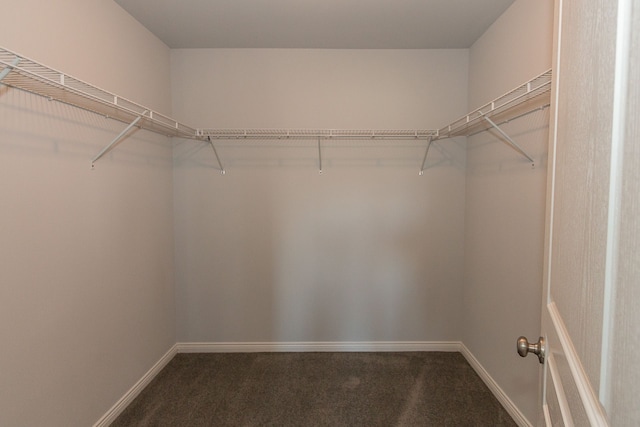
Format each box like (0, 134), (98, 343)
(0, 57), (20, 82)
(207, 136), (225, 175)
(482, 115), (535, 165)
(419, 137), (433, 176)
(91, 110), (148, 168)
(318, 138), (323, 175)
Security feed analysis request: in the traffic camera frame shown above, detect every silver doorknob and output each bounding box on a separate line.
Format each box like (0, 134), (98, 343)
(517, 336), (545, 364)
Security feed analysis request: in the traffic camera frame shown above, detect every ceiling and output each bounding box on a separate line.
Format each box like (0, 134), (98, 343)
(114, 0), (515, 49)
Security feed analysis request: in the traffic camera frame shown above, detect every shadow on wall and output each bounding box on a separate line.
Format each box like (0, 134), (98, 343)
(173, 132), (467, 343)
(465, 107), (550, 175)
(272, 186), (430, 341)
(0, 88), (172, 169)
(173, 137), (466, 175)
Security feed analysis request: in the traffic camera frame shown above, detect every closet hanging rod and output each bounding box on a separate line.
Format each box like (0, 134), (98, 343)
(0, 46), (200, 140)
(197, 129), (439, 140)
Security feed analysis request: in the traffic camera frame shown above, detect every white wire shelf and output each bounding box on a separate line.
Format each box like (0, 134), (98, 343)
(198, 129), (438, 140)
(0, 46), (199, 139)
(1, 44), (553, 173)
(436, 69), (552, 140)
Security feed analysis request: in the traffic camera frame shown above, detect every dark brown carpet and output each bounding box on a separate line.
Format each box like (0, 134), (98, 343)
(111, 352), (517, 426)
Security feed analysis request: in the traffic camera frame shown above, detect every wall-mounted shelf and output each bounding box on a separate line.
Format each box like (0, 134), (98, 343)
(415, 69), (552, 173)
(1, 45), (552, 174)
(0, 46), (200, 166)
(198, 129), (438, 175)
(436, 69), (552, 141)
(199, 129), (438, 140)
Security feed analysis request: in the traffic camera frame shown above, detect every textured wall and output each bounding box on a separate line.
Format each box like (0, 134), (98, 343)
(463, 0), (554, 423)
(610, 2), (640, 422)
(0, 1), (175, 425)
(0, 1), (560, 423)
(546, 0), (640, 424)
(171, 49), (468, 343)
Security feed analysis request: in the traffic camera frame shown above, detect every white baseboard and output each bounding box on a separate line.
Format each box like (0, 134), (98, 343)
(177, 340), (462, 353)
(459, 343), (533, 427)
(93, 344), (178, 427)
(95, 341), (530, 427)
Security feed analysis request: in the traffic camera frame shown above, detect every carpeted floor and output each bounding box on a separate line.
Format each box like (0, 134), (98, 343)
(111, 352), (517, 426)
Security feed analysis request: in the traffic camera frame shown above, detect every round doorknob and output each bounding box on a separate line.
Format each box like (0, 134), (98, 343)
(517, 336), (545, 363)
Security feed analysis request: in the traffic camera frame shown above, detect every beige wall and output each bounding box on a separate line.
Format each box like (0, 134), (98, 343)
(463, 0), (554, 423)
(0, 0), (557, 423)
(0, 1), (175, 425)
(171, 49), (468, 343)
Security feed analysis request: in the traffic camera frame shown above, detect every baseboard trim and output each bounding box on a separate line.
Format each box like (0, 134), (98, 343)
(95, 341), (531, 426)
(93, 344), (177, 427)
(459, 343), (533, 427)
(177, 341), (462, 353)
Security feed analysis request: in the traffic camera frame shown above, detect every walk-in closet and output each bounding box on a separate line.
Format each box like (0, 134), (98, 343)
(2, 0), (638, 425)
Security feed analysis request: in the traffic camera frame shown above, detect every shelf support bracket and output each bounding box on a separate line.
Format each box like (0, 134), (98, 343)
(318, 138), (323, 175)
(207, 136), (225, 175)
(483, 115), (535, 164)
(419, 136), (433, 176)
(0, 57), (21, 83)
(91, 110), (148, 168)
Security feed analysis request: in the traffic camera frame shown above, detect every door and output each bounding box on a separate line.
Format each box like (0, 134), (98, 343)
(525, 0), (640, 425)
